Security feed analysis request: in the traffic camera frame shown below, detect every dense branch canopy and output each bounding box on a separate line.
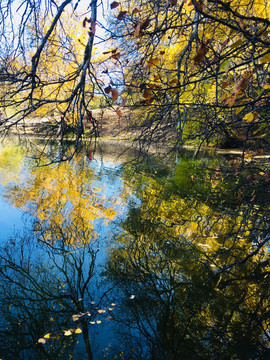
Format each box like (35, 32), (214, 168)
(0, 0), (269, 156)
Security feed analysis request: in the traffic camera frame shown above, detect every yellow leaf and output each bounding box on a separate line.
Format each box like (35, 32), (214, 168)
(230, 39), (243, 48)
(243, 112), (254, 122)
(98, 309), (106, 313)
(261, 53), (270, 63)
(44, 333), (51, 339)
(264, 84), (270, 89)
(235, 106), (244, 115)
(96, 320), (102, 324)
(75, 328), (82, 334)
(147, 58), (159, 67)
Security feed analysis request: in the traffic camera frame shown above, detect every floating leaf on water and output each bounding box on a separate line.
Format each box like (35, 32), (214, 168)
(72, 314), (81, 321)
(91, 301), (95, 305)
(98, 309), (106, 313)
(111, 303), (116, 306)
(90, 321), (96, 324)
(64, 329), (73, 336)
(38, 338), (46, 344)
(108, 308), (114, 311)
(96, 320), (102, 324)
(130, 295), (135, 299)
(44, 333), (51, 339)
(75, 328), (82, 334)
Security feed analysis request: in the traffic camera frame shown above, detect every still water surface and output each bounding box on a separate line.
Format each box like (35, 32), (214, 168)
(0, 139), (269, 360)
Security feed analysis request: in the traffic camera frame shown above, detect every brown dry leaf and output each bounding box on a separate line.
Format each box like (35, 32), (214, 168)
(196, 0), (204, 11)
(193, 40), (210, 65)
(110, 1), (119, 9)
(143, 89), (153, 98)
(235, 72), (251, 92)
(104, 85), (112, 94)
(116, 109), (123, 117)
(117, 11), (127, 20)
(221, 81), (229, 89)
(112, 52), (121, 60)
(225, 93), (237, 107)
(121, 98), (127, 107)
(111, 89), (119, 102)
(132, 7), (142, 15)
(141, 18), (150, 30)
(83, 17), (90, 28)
(134, 23), (141, 37)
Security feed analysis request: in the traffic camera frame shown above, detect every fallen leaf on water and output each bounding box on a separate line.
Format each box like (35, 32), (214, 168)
(64, 329), (73, 336)
(38, 338), (46, 344)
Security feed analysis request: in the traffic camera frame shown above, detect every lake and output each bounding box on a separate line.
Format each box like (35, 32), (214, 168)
(0, 138), (269, 360)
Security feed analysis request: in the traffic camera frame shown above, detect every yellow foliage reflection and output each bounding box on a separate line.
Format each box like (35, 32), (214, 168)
(1, 147), (129, 245)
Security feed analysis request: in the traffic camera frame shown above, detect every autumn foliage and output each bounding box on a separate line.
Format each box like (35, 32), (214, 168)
(0, 0), (269, 153)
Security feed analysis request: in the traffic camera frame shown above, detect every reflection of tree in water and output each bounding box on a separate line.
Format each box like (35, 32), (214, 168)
(0, 221), (117, 360)
(0, 144), (132, 360)
(106, 159), (270, 360)
(0, 145), (269, 359)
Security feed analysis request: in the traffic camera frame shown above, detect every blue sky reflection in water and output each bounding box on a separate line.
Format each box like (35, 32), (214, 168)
(0, 139), (269, 359)
(0, 140), (136, 358)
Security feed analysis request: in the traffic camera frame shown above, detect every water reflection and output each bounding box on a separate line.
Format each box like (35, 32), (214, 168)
(0, 140), (269, 359)
(105, 157), (270, 359)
